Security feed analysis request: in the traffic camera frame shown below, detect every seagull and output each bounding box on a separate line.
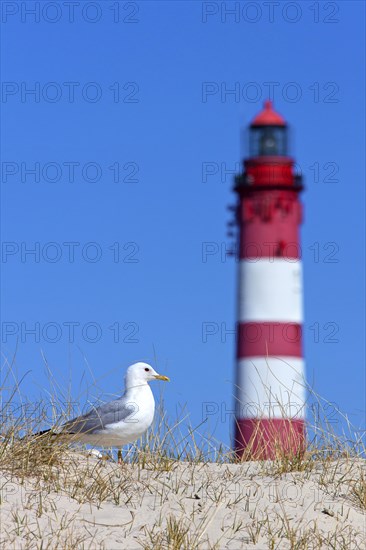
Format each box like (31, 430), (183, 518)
(34, 362), (170, 460)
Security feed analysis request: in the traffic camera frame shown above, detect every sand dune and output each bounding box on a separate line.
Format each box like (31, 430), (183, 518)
(1, 452), (365, 549)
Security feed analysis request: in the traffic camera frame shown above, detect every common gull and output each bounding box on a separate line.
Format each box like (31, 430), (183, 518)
(35, 362), (170, 458)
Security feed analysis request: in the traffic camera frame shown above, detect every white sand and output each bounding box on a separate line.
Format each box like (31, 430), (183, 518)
(1, 454), (365, 549)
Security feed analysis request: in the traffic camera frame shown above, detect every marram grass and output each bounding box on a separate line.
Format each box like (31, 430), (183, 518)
(0, 359), (365, 549)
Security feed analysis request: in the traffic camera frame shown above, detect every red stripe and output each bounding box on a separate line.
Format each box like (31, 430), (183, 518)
(237, 322), (302, 358)
(238, 191), (302, 260)
(234, 418), (305, 460)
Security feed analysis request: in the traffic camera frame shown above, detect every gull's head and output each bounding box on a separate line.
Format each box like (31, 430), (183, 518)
(125, 362), (170, 389)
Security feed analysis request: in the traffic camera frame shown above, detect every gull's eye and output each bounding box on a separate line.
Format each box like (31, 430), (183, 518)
(144, 367), (150, 372)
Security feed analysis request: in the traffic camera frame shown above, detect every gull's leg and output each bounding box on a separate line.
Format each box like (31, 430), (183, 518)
(118, 449), (123, 464)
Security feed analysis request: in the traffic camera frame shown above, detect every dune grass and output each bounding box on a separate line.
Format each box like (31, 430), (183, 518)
(0, 357), (365, 549)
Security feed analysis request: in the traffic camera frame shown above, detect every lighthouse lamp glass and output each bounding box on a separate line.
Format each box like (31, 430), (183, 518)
(249, 126), (288, 157)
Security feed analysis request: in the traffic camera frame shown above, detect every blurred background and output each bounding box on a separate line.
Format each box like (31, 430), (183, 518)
(1, 1), (365, 448)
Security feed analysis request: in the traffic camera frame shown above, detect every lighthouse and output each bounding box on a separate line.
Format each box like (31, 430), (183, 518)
(233, 100), (306, 460)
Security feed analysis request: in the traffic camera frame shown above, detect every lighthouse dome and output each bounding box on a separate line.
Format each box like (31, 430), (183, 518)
(251, 100), (286, 127)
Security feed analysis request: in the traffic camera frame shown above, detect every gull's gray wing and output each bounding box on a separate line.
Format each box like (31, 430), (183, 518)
(62, 397), (137, 435)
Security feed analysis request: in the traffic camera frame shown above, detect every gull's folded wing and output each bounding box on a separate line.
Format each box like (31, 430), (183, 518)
(62, 397), (137, 435)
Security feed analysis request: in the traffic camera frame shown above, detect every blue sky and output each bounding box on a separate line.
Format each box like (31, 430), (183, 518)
(1, 1), (365, 448)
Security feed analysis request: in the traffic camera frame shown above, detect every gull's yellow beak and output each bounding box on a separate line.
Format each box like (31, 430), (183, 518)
(154, 374), (170, 382)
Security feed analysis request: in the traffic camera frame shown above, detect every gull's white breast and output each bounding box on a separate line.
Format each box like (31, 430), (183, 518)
(78, 383), (155, 447)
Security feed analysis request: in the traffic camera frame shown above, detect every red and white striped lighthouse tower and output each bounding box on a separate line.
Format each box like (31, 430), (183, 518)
(234, 100), (306, 460)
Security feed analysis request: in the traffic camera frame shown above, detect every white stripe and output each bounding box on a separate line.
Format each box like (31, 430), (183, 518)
(238, 259), (303, 323)
(235, 357), (306, 419)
